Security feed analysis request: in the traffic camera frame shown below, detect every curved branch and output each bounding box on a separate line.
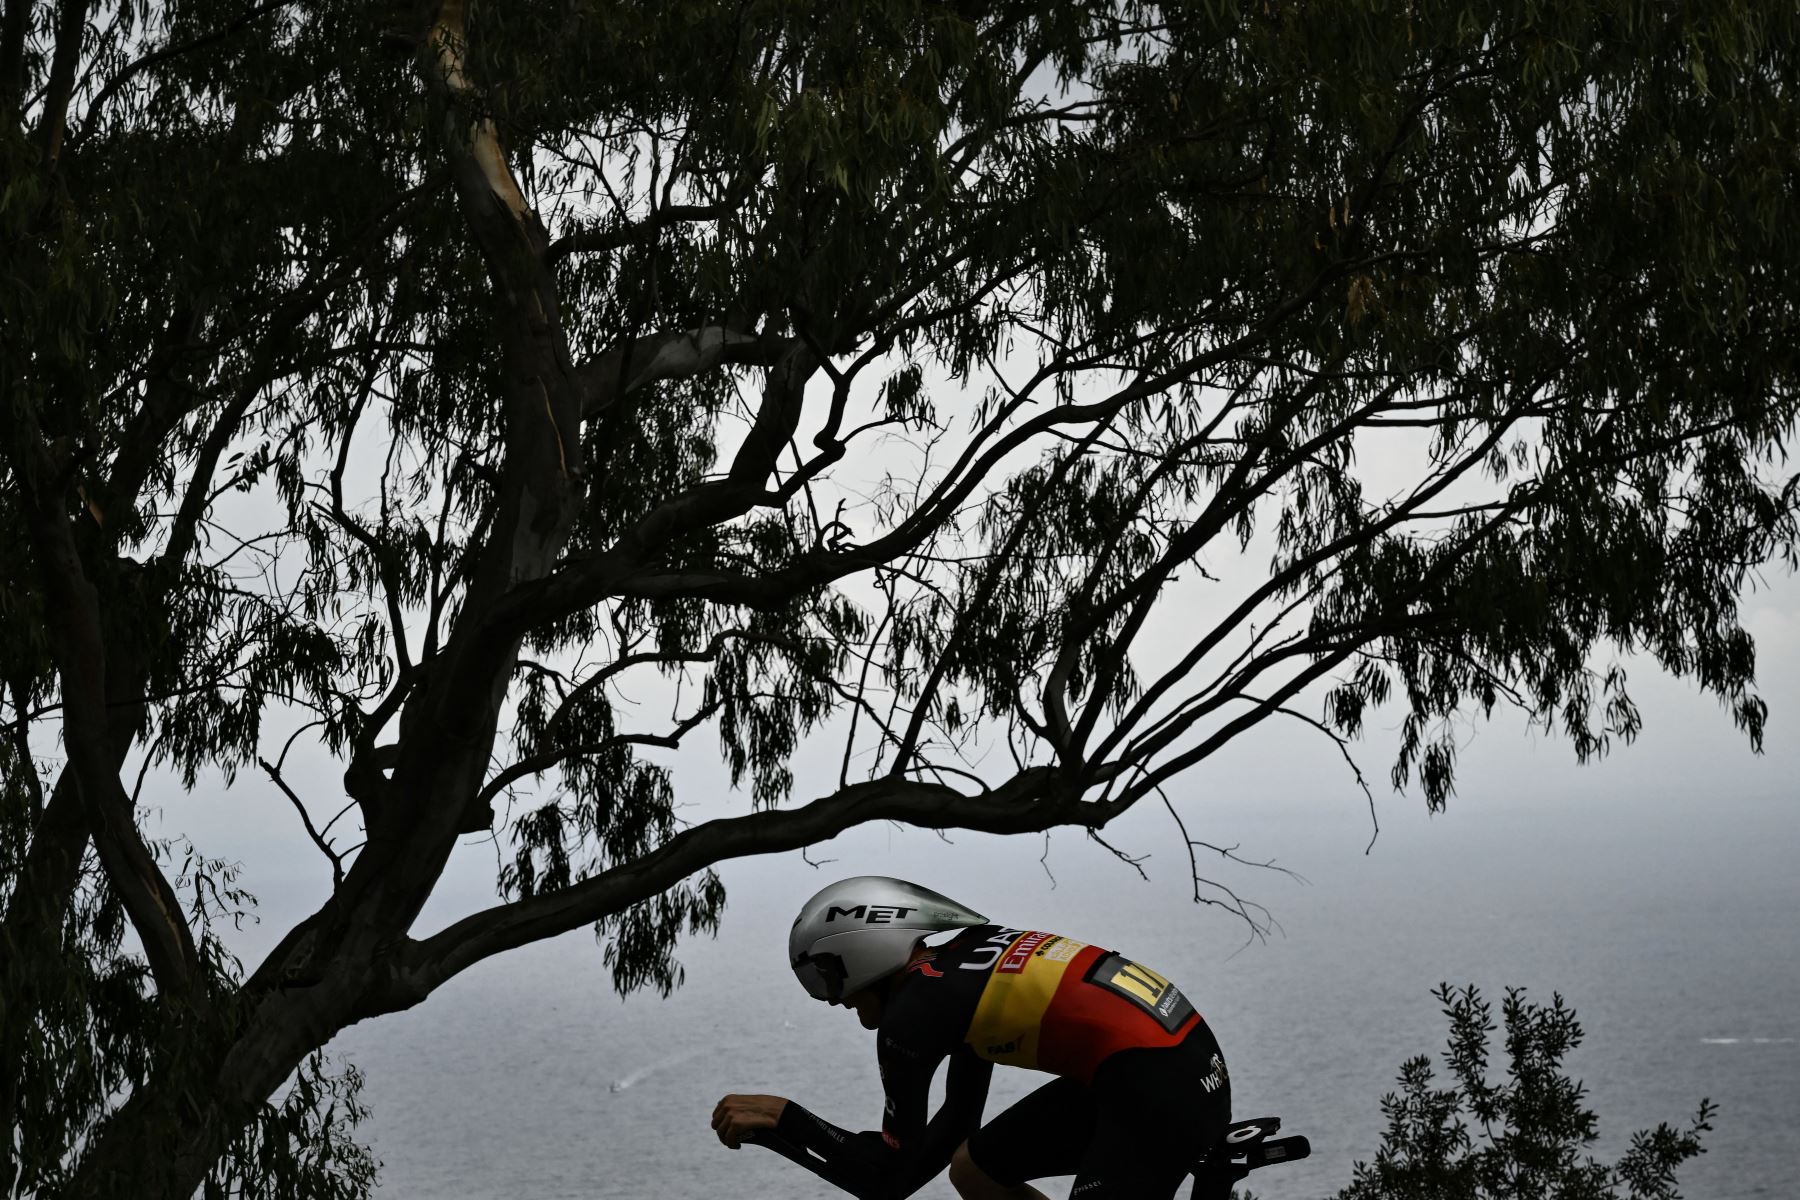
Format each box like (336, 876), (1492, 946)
(577, 325), (788, 417)
(476, 700), (723, 809)
(1250, 696), (1379, 854)
(2, 427), (204, 1007)
(1112, 636), (1373, 811)
(383, 765), (1086, 1011)
(549, 196), (745, 264)
(1090, 393), (1527, 769)
(258, 757), (344, 888)
(33, 0), (89, 164)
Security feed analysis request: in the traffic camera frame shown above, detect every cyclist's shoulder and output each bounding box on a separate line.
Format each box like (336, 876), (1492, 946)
(896, 922), (999, 964)
(879, 928), (1001, 1022)
(914, 926), (1103, 986)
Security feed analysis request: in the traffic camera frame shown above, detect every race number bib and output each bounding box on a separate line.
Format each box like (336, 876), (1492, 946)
(1085, 953), (1196, 1033)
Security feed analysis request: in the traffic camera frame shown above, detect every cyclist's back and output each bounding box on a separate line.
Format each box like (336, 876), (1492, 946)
(884, 924), (1210, 1080)
(886, 924), (1229, 1200)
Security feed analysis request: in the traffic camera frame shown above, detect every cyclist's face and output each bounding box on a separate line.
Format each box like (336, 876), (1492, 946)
(835, 987), (883, 1030)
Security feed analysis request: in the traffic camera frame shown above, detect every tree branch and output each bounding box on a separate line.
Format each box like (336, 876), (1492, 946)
(538, 628), (748, 735)
(386, 765), (1087, 1010)
(32, 0), (87, 163)
(1156, 784), (1291, 940)
(1091, 390), (1527, 768)
(476, 701), (723, 809)
(1114, 636), (1373, 810)
(322, 346), (412, 676)
(576, 324), (788, 419)
(258, 757), (344, 888)
(2, 425), (205, 1007)
(1254, 697), (1380, 853)
(549, 197), (743, 264)
(98, 303), (204, 531)
(0, 0), (30, 119)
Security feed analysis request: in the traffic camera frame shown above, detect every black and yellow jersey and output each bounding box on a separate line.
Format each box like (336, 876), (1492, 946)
(932, 925), (1199, 1079)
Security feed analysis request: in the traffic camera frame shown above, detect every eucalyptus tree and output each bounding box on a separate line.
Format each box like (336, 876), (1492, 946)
(2, 0), (1795, 1195)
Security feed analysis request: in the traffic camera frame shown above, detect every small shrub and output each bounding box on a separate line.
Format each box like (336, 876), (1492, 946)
(1335, 984), (1713, 1200)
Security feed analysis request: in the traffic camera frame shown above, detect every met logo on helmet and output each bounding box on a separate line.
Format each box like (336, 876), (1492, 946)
(825, 904), (917, 923)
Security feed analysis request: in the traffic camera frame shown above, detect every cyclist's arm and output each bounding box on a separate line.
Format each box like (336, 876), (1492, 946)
(772, 1044), (991, 1200)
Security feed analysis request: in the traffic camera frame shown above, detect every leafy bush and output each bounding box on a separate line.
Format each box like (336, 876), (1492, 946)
(1335, 984), (1713, 1200)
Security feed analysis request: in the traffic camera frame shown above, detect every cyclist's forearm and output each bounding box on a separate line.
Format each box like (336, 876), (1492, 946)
(774, 1102), (949, 1200)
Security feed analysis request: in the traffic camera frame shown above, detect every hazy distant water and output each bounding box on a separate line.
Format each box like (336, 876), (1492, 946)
(329, 788), (1798, 1200)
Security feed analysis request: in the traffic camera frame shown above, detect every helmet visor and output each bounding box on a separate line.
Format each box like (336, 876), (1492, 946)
(793, 951), (848, 1001)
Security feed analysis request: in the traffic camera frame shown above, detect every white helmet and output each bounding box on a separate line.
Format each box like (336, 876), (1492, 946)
(789, 876), (987, 1000)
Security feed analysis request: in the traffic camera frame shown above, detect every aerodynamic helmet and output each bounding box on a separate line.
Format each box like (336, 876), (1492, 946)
(789, 876), (987, 1001)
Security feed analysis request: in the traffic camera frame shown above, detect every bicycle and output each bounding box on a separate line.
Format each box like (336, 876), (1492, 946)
(749, 1114), (1310, 1199)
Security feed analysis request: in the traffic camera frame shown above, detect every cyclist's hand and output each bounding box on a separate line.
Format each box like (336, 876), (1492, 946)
(711, 1093), (789, 1148)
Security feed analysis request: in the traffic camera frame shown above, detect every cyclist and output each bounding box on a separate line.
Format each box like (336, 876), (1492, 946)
(711, 876), (1232, 1200)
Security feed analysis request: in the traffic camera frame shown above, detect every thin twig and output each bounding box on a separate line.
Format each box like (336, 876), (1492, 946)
(259, 757), (343, 888)
(1086, 829), (1150, 880)
(1254, 696), (1381, 855)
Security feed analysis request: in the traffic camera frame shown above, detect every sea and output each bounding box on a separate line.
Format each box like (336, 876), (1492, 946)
(322, 782), (1799, 1200)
